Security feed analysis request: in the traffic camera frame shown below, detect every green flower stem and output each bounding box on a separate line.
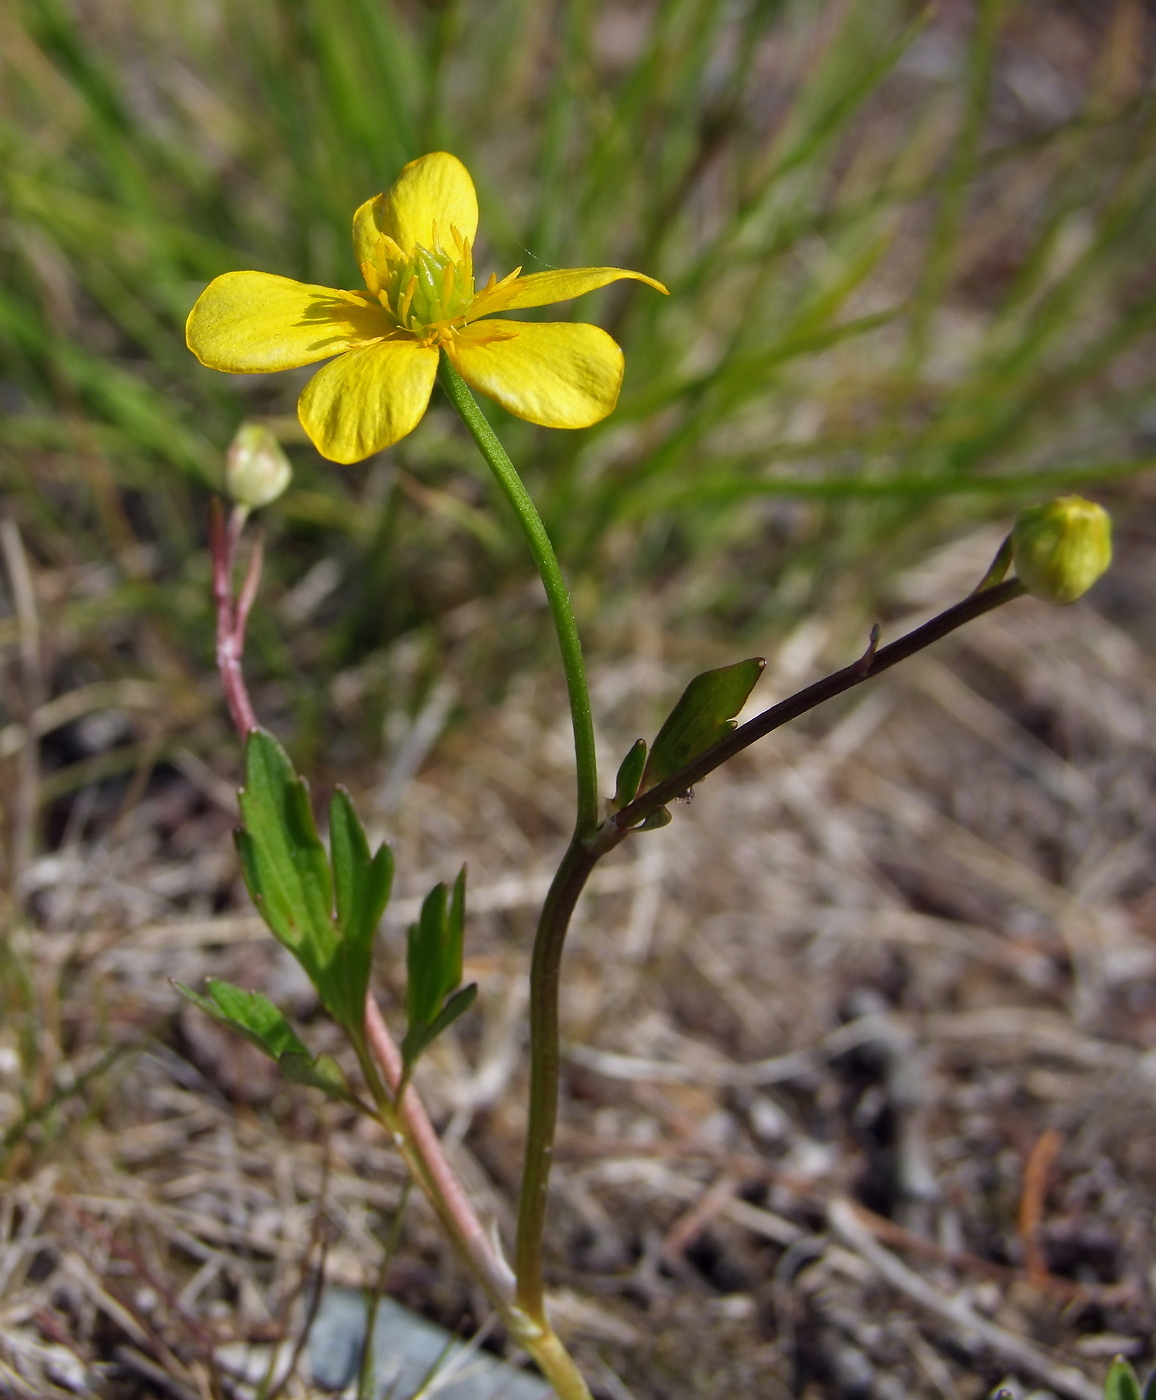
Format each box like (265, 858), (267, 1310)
(438, 359), (604, 1335)
(438, 357), (600, 839)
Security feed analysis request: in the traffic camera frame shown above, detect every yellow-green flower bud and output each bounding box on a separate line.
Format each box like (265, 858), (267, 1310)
(225, 422), (292, 509)
(1011, 495), (1112, 605)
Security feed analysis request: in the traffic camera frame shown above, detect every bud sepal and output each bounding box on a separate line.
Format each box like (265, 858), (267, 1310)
(225, 421), (293, 510)
(1011, 495), (1111, 605)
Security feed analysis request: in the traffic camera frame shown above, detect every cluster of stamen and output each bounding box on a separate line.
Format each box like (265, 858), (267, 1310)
(361, 221), (520, 348)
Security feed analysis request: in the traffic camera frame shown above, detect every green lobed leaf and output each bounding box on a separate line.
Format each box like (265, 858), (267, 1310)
(328, 786), (394, 1034)
(175, 978), (310, 1059)
(175, 979), (362, 1108)
(1105, 1360), (1142, 1400)
(236, 730), (335, 993)
(641, 658), (765, 791)
(402, 870), (472, 1075)
(612, 739), (647, 808)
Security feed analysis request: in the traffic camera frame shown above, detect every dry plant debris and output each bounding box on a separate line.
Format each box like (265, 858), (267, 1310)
(2, 505), (1156, 1399)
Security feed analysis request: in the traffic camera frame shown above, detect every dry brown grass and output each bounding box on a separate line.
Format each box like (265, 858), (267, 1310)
(2, 494), (1156, 1398)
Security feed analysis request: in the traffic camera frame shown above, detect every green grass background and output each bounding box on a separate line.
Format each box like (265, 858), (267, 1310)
(1, 0), (1154, 763)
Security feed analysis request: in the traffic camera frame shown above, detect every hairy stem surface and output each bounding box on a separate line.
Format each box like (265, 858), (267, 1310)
(209, 500), (258, 736)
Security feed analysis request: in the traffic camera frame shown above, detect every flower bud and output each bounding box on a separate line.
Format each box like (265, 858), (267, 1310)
(225, 422), (292, 510)
(1011, 495), (1112, 605)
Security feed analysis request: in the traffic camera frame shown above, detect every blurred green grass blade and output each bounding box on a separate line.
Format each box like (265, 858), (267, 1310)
(1, 0), (1153, 715)
(525, 0), (595, 269)
(0, 289), (214, 481)
(903, 0), (1008, 375)
(674, 0), (926, 300)
(626, 457), (1156, 515)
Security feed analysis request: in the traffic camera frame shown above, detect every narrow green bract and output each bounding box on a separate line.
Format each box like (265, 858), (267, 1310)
(612, 739), (648, 809)
(329, 785), (395, 1032)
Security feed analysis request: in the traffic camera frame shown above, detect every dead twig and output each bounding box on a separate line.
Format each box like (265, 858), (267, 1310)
(828, 1198), (1100, 1400)
(1018, 1129), (1063, 1284)
(848, 1200), (1128, 1304)
(660, 1172), (738, 1263)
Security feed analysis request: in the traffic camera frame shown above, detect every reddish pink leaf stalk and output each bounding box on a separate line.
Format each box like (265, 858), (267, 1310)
(364, 998), (517, 1309)
(209, 500), (515, 1314)
(209, 498), (258, 737)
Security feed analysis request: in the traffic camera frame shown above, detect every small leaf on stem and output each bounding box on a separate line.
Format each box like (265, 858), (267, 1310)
(236, 731), (393, 1039)
(446, 866), (466, 997)
(642, 657), (765, 790)
(1105, 1360), (1142, 1400)
(401, 984), (478, 1070)
(177, 978), (309, 1058)
(236, 729), (334, 976)
(408, 882), (449, 1031)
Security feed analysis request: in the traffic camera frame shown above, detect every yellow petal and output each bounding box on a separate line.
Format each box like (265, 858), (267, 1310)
(447, 321), (625, 429)
(297, 339), (438, 464)
(472, 266), (668, 316)
(366, 152), (478, 258)
(187, 272), (388, 372)
(352, 193), (387, 272)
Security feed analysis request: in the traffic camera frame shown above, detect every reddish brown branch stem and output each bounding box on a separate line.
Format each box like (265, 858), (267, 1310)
(207, 498), (518, 1320)
(607, 578), (1026, 835)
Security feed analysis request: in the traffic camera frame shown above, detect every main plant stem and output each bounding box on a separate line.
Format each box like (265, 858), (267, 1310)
(439, 366), (1029, 1382)
(514, 836), (601, 1316)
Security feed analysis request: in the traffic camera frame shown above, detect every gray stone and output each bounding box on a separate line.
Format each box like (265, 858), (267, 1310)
(309, 1288), (552, 1400)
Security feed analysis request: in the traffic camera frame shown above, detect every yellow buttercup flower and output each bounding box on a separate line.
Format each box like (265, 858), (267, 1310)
(186, 152), (668, 464)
